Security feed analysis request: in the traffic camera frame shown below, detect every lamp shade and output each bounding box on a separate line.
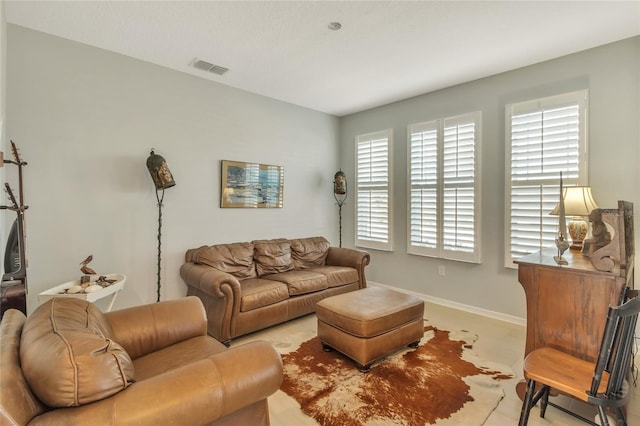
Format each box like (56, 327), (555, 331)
(550, 186), (598, 217)
(146, 149), (176, 190)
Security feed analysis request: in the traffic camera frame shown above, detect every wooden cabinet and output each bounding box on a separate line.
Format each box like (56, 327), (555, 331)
(515, 201), (634, 401)
(515, 247), (631, 399)
(516, 247), (628, 363)
(516, 201), (634, 366)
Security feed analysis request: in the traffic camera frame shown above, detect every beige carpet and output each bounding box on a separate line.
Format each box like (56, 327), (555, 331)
(278, 325), (513, 426)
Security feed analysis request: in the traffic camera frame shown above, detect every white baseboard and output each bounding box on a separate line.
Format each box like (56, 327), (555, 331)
(369, 281), (526, 327)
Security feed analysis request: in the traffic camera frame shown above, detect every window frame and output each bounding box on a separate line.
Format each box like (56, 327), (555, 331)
(407, 111), (482, 263)
(355, 129), (393, 251)
(504, 89), (589, 267)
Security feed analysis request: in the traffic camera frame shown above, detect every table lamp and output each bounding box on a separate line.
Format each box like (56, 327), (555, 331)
(550, 186), (598, 250)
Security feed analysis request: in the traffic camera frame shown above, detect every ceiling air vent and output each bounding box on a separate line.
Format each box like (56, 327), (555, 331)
(191, 59), (229, 76)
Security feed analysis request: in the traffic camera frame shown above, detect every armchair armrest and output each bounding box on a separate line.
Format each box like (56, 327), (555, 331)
(29, 341), (283, 426)
(326, 246), (370, 288)
(104, 296), (207, 359)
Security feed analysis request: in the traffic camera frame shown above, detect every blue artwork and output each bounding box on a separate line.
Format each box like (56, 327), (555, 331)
(221, 160), (283, 208)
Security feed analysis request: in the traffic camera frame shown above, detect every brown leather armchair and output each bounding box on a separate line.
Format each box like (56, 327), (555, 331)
(1, 296), (283, 425)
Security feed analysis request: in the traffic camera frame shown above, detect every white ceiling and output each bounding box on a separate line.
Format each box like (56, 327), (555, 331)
(5, 1), (640, 116)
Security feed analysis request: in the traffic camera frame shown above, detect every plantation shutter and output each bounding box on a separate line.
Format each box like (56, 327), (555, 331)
(409, 122), (438, 252)
(408, 112), (480, 263)
(507, 90), (587, 263)
(442, 117), (476, 255)
(356, 130), (392, 250)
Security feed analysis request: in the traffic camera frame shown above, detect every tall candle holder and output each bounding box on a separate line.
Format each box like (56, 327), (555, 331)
(554, 172), (569, 265)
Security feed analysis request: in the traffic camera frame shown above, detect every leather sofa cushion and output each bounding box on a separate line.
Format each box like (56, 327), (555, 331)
(194, 242), (257, 279)
(240, 278), (290, 312)
(253, 239), (294, 276)
(308, 265), (359, 288)
(263, 270), (328, 296)
(291, 236), (330, 269)
(20, 298), (134, 407)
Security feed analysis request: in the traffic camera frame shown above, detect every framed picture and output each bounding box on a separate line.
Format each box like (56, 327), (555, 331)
(221, 160), (284, 208)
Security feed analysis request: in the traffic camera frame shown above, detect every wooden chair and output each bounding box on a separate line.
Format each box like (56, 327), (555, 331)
(518, 294), (640, 426)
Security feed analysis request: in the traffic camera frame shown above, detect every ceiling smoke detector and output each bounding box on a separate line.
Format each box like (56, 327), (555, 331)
(191, 59), (229, 76)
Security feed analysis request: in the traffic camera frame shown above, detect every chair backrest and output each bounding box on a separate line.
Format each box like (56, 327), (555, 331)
(589, 296), (640, 399)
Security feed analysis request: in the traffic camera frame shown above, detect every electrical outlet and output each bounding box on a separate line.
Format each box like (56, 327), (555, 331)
(438, 265), (445, 276)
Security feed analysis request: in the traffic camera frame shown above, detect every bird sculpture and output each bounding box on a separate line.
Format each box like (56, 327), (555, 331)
(80, 255), (97, 275)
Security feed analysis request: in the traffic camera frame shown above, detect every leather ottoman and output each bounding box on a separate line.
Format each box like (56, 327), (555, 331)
(316, 286), (424, 372)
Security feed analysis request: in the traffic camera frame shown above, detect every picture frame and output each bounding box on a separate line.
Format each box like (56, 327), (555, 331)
(220, 160), (284, 208)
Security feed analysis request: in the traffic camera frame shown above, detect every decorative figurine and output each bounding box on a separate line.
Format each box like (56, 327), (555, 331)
(587, 209), (611, 251)
(80, 254), (96, 275)
(554, 234), (570, 265)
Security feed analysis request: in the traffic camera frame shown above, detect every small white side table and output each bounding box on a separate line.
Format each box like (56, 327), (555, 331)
(38, 273), (126, 312)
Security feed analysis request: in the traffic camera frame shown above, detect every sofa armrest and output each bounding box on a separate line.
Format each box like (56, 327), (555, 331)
(180, 262), (242, 300)
(104, 296), (207, 359)
(326, 246), (370, 288)
(29, 341), (283, 426)
(180, 262), (243, 344)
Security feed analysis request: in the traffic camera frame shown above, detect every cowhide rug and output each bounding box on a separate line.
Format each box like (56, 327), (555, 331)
(278, 325), (513, 426)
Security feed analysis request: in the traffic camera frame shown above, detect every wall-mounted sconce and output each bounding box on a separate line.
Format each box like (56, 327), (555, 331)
(146, 149), (176, 302)
(333, 170), (347, 247)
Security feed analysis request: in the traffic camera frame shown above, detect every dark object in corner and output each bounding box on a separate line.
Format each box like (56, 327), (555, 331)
(1, 140), (28, 318)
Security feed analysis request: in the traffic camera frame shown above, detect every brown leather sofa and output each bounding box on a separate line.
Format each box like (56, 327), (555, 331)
(0, 296), (283, 426)
(180, 236), (370, 345)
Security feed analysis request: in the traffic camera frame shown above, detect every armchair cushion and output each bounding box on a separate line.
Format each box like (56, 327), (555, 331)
(104, 296), (209, 359)
(20, 298), (134, 407)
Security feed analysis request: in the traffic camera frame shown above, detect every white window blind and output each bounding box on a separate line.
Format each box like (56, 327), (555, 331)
(356, 129), (392, 251)
(409, 122), (438, 250)
(505, 90), (588, 265)
(409, 112), (481, 263)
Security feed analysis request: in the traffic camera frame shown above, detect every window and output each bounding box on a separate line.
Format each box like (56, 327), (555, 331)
(408, 112), (481, 263)
(356, 129), (393, 251)
(505, 90), (588, 265)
